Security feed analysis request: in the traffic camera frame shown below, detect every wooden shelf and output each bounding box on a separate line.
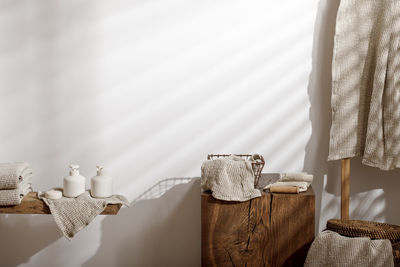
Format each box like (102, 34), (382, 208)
(0, 192), (121, 215)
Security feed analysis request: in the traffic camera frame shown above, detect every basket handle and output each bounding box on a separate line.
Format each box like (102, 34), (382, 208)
(251, 154), (265, 163)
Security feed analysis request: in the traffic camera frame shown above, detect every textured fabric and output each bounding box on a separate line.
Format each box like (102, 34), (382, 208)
(39, 191), (129, 240)
(269, 185), (299, 194)
(264, 172), (313, 192)
(201, 156), (261, 201)
(279, 172), (313, 183)
(264, 181), (310, 192)
(305, 230), (394, 267)
(329, 0), (400, 170)
(0, 175), (33, 206)
(0, 162), (32, 189)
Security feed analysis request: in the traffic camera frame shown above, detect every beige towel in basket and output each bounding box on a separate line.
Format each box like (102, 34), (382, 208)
(305, 230), (394, 267)
(201, 155), (261, 201)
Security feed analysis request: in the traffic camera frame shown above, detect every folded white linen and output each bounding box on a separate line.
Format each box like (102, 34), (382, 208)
(0, 162), (33, 189)
(0, 174), (33, 206)
(279, 172), (313, 183)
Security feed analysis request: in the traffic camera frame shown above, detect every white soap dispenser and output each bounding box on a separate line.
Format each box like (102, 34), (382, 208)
(63, 165), (86, 198)
(90, 165), (113, 198)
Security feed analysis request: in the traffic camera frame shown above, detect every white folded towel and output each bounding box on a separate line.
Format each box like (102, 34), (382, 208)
(264, 181), (310, 192)
(0, 162), (33, 189)
(264, 172), (313, 192)
(0, 174), (33, 206)
(279, 172), (313, 183)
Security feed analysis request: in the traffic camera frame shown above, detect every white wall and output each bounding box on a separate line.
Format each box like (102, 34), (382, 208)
(1, 0), (400, 266)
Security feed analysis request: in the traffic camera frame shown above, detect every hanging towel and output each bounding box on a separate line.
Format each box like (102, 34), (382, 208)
(0, 162), (33, 189)
(329, 0), (400, 170)
(0, 175), (32, 206)
(305, 230), (394, 267)
(201, 155), (261, 201)
(39, 191), (129, 240)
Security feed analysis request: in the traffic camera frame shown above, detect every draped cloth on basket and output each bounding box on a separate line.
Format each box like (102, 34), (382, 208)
(305, 230), (394, 267)
(328, 0), (400, 170)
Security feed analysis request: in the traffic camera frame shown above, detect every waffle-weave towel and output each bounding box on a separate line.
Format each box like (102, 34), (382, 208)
(0, 175), (32, 206)
(305, 230), (393, 267)
(0, 162), (32, 189)
(329, 0), (400, 170)
(201, 156), (261, 201)
(39, 191), (129, 240)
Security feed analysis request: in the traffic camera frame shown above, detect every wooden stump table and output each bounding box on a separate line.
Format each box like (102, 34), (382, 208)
(201, 174), (315, 266)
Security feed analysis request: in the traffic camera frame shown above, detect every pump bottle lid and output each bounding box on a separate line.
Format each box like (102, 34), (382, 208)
(96, 165), (105, 176)
(69, 164), (80, 175)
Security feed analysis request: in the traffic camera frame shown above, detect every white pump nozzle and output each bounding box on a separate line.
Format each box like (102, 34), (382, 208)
(96, 165), (104, 175)
(69, 164), (80, 175)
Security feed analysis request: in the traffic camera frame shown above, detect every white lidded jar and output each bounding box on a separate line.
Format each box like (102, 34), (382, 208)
(90, 166), (113, 198)
(63, 165), (86, 198)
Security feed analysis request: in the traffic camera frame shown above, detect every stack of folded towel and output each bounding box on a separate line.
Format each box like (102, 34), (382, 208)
(0, 162), (33, 206)
(264, 172), (313, 193)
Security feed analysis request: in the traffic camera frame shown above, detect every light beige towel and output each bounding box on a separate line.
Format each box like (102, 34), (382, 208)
(201, 156), (261, 201)
(39, 191), (129, 240)
(264, 181), (310, 192)
(0, 174), (33, 206)
(329, 0), (400, 170)
(269, 185), (299, 194)
(305, 230), (394, 267)
(0, 162), (32, 189)
(279, 172), (313, 183)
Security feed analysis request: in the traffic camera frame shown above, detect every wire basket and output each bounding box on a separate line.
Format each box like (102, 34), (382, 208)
(207, 154), (265, 186)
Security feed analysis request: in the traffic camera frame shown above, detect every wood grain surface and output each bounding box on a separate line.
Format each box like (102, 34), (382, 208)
(202, 176), (315, 267)
(0, 192), (122, 215)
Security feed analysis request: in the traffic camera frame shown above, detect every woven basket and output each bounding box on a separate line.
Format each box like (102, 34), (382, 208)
(207, 154), (265, 186)
(393, 241), (400, 266)
(327, 219), (400, 266)
(327, 219), (400, 241)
